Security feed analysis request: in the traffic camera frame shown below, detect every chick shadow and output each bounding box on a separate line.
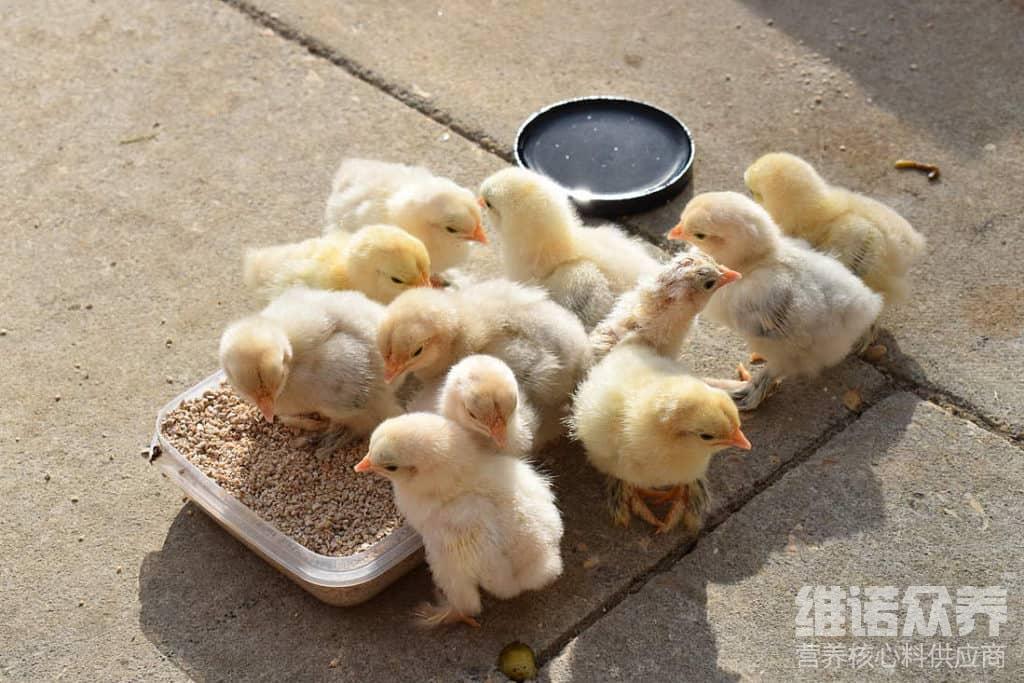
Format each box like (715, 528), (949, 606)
(137, 439), (687, 682)
(550, 384), (918, 681)
(737, 0), (1024, 153)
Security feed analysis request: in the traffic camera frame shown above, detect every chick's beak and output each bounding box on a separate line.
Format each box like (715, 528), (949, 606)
(488, 417), (508, 450)
(477, 196), (487, 208)
(467, 222), (488, 244)
(255, 395), (275, 423)
(383, 359), (407, 384)
(717, 269), (742, 286)
(353, 455), (374, 473)
(416, 272), (432, 288)
(667, 222), (688, 241)
(718, 426), (752, 451)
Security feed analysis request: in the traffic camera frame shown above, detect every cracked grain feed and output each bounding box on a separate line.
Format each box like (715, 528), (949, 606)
(162, 384), (402, 556)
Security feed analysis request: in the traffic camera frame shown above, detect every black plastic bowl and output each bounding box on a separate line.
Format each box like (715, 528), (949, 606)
(514, 96), (694, 217)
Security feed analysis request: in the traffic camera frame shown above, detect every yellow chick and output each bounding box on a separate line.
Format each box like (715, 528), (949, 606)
(479, 168), (660, 330)
(324, 159), (487, 278)
(744, 152), (926, 305)
(668, 192), (883, 410)
(570, 343), (750, 533)
(377, 279), (591, 424)
(243, 224), (431, 304)
(438, 354), (539, 456)
(590, 250), (741, 361)
(219, 288), (401, 436)
(355, 413), (563, 627)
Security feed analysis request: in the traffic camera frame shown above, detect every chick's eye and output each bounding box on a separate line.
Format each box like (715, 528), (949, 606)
(484, 199), (492, 209)
(694, 233), (707, 240)
(412, 346), (423, 357)
(703, 279), (716, 290)
(384, 465), (398, 472)
(390, 276), (404, 284)
(445, 226), (457, 234)
(699, 433), (713, 441)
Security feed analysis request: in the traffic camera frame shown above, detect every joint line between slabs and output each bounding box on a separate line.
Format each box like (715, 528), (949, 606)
(220, 0), (513, 164)
(536, 382), (900, 668)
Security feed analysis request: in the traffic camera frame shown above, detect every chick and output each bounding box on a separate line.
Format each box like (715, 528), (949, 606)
(438, 355), (539, 456)
(324, 159), (486, 277)
(478, 168), (660, 330)
(744, 152), (926, 306)
(377, 279), (591, 426)
(570, 344), (751, 533)
(355, 413), (563, 627)
(243, 224), (431, 304)
(668, 192), (883, 410)
(219, 287), (401, 437)
(590, 250), (741, 361)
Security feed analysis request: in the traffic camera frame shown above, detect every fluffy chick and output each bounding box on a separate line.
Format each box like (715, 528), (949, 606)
(744, 152), (926, 305)
(668, 192), (883, 410)
(377, 279), (591, 424)
(219, 287), (401, 437)
(324, 158), (486, 276)
(355, 413), (563, 627)
(570, 344), (750, 533)
(438, 354), (539, 456)
(479, 167), (660, 330)
(590, 250), (741, 361)
(243, 224), (431, 304)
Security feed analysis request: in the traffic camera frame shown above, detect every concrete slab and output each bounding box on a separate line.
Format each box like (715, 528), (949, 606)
(0, 3), (897, 681)
(543, 393), (1024, 681)
(250, 0), (1024, 437)
(0, 0), (507, 679)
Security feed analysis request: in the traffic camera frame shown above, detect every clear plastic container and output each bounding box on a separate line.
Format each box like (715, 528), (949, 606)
(151, 371), (424, 606)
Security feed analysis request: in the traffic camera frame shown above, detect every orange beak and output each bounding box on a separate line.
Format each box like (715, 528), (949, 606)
(717, 426), (752, 451)
(477, 196), (487, 208)
(717, 269), (742, 286)
(353, 455), (374, 473)
(467, 222), (488, 244)
(383, 359), (408, 384)
(488, 417), (508, 450)
(255, 395), (275, 423)
(667, 222), (687, 241)
(416, 272), (432, 288)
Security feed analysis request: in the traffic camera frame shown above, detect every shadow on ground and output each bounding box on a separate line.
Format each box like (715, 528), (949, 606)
(137, 442), (687, 682)
(739, 0), (1024, 152)
(547, 395), (918, 681)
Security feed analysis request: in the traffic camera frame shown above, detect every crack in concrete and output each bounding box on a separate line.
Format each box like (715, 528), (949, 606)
(872, 365), (1023, 447)
(221, 0), (514, 164)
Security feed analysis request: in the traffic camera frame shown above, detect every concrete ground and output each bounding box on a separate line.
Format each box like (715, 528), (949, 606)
(2, 0), (1021, 681)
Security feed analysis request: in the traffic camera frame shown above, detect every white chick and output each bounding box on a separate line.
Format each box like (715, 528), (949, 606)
(590, 250), (741, 361)
(667, 191), (883, 410)
(219, 287), (401, 437)
(377, 279), (591, 429)
(355, 413), (563, 627)
(243, 224), (432, 303)
(478, 167), (660, 330)
(570, 344), (751, 533)
(438, 354), (539, 456)
(324, 158), (486, 277)
(744, 152), (926, 306)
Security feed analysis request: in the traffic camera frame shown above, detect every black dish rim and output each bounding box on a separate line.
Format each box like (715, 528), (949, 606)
(513, 95), (695, 215)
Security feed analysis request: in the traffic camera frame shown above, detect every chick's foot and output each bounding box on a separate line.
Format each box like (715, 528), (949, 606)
(414, 602), (481, 628)
(730, 369), (779, 411)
